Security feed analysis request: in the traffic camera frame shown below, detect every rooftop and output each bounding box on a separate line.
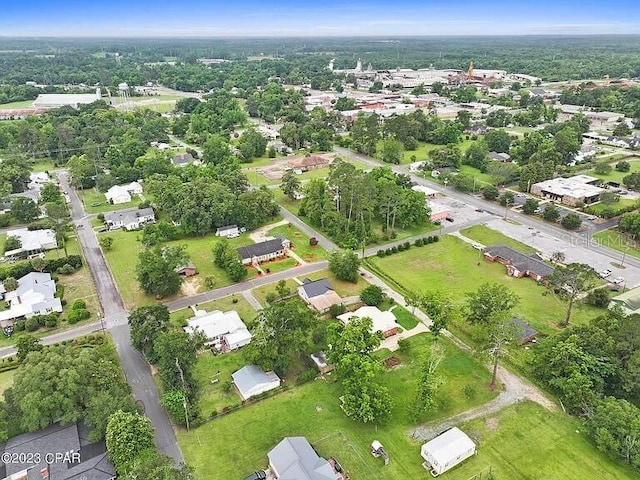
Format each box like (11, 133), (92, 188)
(268, 437), (340, 480)
(237, 237), (287, 261)
(532, 175), (604, 199)
(337, 306), (398, 334)
(484, 244), (555, 278)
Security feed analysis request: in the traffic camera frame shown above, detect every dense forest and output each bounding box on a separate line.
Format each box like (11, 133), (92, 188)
(2, 36), (640, 96)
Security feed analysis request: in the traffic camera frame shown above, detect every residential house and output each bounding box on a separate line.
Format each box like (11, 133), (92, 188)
(290, 155), (332, 172)
(3, 228), (57, 260)
(172, 152), (195, 167)
(232, 365), (281, 400)
(0, 272), (63, 326)
(268, 437), (342, 480)
(0, 422), (116, 480)
(103, 208), (155, 231)
(530, 175), (604, 207)
(297, 278), (343, 312)
(184, 309), (251, 352)
(609, 286), (640, 315)
(420, 427), (476, 476)
(484, 244), (555, 281)
(105, 182), (143, 204)
(310, 351), (335, 375)
(215, 225), (240, 238)
(237, 237), (291, 266)
(175, 260), (198, 277)
(337, 306), (399, 338)
(488, 151), (511, 162)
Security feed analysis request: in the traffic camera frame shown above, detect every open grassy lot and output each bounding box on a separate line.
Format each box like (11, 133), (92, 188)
(77, 188), (138, 214)
(169, 294), (258, 328)
(458, 165), (493, 186)
(586, 198), (638, 216)
(0, 234), (6, 256)
(44, 235), (82, 260)
(30, 159), (57, 172)
(0, 100), (34, 109)
(401, 139), (475, 165)
(57, 267), (100, 322)
(391, 305), (419, 330)
(300, 269), (366, 297)
(268, 223), (329, 262)
(593, 229), (640, 260)
(460, 224), (536, 253)
(179, 334), (496, 480)
(251, 279), (299, 306)
(448, 401), (638, 480)
(587, 158), (640, 185)
(366, 235), (600, 334)
(0, 370), (16, 396)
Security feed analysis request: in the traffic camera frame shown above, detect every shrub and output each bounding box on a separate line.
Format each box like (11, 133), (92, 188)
(585, 288), (610, 308)
(44, 315), (58, 328)
(463, 384), (477, 399)
(67, 308), (90, 324)
(433, 236), (440, 242)
(385, 248), (392, 256)
(0, 214), (10, 228)
(204, 276), (216, 289)
(296, 369), (318, 385)
(14, 320), (25, 332)
(231, 296), (238, 304)
(328, 303), (346, 318)
(391, 246), (398, 254)
(360, 285), (385, 306)
(57, 264), (76, 275)
(377, 250), (385, 257)
(55, 284), (65, 299)
(403, 242), (411, 250)
(221, 381), (232, 393)
(25, 317), (40, 332)
(414, 238), (424, 247)
(72, 299), (87, 310)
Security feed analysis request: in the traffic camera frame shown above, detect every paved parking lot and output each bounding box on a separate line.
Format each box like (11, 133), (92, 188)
(484, 218), (640, 289)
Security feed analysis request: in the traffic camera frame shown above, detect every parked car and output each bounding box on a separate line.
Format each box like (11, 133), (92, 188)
(599, 269), (612, 278)
(612, 276), (625, 285)
(445, 217), (454, 223)
(472, 243), (483, 250)
(244, 471), (267, 480)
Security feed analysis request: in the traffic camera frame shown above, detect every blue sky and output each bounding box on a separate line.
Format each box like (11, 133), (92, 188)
(1, 0), (639, 36)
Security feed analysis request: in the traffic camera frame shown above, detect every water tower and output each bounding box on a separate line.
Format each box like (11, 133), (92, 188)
(118, 82), (131, 110)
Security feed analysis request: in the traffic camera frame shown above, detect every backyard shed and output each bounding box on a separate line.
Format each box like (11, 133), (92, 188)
(420, 427), (476, 476)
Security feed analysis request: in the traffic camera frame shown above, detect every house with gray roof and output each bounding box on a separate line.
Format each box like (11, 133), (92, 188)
(0, 422), (115, 480)
(103, 208), (155, 231)
(232, 365), (281, 400)
(172, 152), (195, 167)
(268, 437), (341, 480)
(484, 244), (554, 281)
(298, 278), (343, 312)
(237, 237), (290, 266)
(508, 318), (539, 344)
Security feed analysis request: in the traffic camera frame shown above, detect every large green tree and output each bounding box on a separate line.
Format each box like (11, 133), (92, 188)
(128, 304), (171, 363)
(106, 410), (155, 475)
(136, 245), (188, 297)
(329, 249), (360, 283)
(546, 263), (599, 326)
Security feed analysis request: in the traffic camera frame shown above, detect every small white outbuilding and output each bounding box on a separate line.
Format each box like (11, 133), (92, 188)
(420, 427), (476, 476)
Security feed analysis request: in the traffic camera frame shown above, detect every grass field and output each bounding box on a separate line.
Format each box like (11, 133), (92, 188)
(392, 305), (419, 330)
(0, 234), (6, 256)
(57, 267), (100, 322)
(268, 223), (329, 262)
(78, 188), (139, 214)
(587, 158), (640, 185)
(586, 198), (638, 216)
(170, 294), (258, 328)
(0, 100), (34, 109)
(30, 159), (57, 172)
(251, 279), (300, 306)
(458, 165), (494, 186)
(179, 333), (497, 480)
(460, 224), (536, 253)
(366, 235), (600, 334)
(593, 229), (640, 260)
(448, 401), (638, 480)
(0, 370), (16, 396)
(400, 139), (476, 165)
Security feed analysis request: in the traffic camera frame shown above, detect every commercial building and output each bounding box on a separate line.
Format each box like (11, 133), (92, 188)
(530, 175), (604, 207)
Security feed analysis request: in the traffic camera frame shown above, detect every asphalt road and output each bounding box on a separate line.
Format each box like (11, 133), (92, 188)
(58, 172), (184, 463)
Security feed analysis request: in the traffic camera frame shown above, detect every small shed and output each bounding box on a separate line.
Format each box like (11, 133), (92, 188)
(232, 365), (281, 400)
(175, 260), (198, 277)
(509, 318), (538, 345)
(310, 351), (335, 375)
(421, 427), (476, 476)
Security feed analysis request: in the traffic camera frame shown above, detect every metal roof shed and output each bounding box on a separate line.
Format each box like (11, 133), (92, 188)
(420, 427), (476, 476)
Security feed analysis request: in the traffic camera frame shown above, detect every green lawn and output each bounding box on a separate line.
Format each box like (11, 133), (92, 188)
(586, 198), (638, 216)
(448, 401), (638, 480)
(0, 100), (34, 109)
(391, 305), (419, 330)
(593, 229), (640, 260)
(251, 279), (300, 306)
(179, 334), (497, 480)
(0, 369), (16, 396)
(273, 189), (302, 216)
(401, 139), (475, 165)
(460, 224), (536, 253)
(193, 350), (247, 416)
(0, 234), (6, 256)
(30, 159), (57, 172)
(169, 294), (258, 328)
(78, 188), (139, 214)
(458, 165), (493, 187)
(366, 235), (600, 334)
(247, 157), (371, 187)
(268, 223), (329, 263)
(587, 158), (640, 185)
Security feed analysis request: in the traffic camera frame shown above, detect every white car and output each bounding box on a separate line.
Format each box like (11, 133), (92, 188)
(599, 269), (612, 278)
(472, 243), (483, 250)
(612, 276), (625, 285)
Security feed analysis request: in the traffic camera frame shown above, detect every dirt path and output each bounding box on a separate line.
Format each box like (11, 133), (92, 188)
(409, 364), (556, 442)
(249, 219), (289, 242)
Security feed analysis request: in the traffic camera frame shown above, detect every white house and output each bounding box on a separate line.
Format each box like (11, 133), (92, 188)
(105, 182), (143, 205)
(268, 437), (341, 480)
(0, 272), (63, 326)
(103, 208), (156, 231)
(3, 228), (57, 260)
(232, 365), (281, 400)
(215, 225), (240, 238)
(183, 309), (252, 352)
(337, 306), (399, 338)
(421, 428), (476, 476)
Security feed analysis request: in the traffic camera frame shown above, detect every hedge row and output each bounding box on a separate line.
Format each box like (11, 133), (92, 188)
(0, 255), (83, 281)
(376, 235), (440, 257)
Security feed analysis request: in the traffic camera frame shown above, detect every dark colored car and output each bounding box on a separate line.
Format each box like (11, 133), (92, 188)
(445, 217), (454, 222)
